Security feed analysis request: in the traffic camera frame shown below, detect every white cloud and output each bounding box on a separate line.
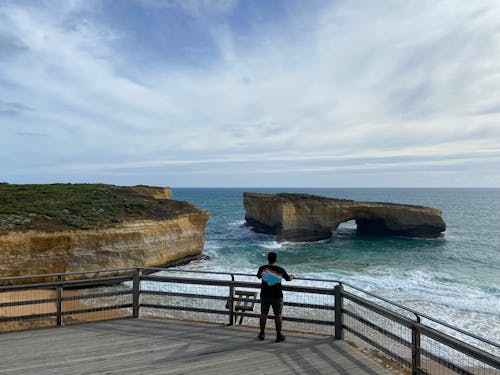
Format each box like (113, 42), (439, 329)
(1, 0), (500, 186)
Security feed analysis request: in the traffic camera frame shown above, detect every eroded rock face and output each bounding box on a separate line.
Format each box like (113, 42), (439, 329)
(0, 183), (208, 279)
(0, 212), (209, 278)
(244, 193), (446, 242)
(119, 185), (172, 199)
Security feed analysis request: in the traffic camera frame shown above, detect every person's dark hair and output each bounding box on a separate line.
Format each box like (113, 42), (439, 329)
(268, 252), (277, 264)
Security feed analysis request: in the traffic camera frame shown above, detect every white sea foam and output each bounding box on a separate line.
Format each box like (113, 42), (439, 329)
(259, 241), (282, 249)
(223, 220), (266, 240)
(310, 268), (500, 343)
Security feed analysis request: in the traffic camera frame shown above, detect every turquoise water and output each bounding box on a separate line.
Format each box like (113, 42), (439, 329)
(172, 188), (500, 341)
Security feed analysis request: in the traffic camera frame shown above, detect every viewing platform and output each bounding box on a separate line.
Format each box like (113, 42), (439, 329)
(0, 318), (395, 375)
(0, 268), (498, 375)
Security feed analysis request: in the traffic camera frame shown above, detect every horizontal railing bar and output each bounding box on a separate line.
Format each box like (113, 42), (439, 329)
(0, 283), (61, 291)
(285, 301), (335, 310)
(141, 275), (232, 287)
(141, 290), (227, 301)
(420, 348), (474, 375)
(140, 304), (333, 326)
(55, 275), (133, 288)
(229, 311), (334, 326)
(344, 292), (414, 328)
(141, 275), (335, 295)
(140, 304), (228, 316)
(0, 266), (340, 284)
(0, 297), (57, 308)
(62, 290), (133, 302)
(343, 325), (411, 368)
(0, 290), (132, 308)
(141, 291), (333, 311)
(417, 323), (500, 370)
(285, 316), (334, 326)
(140, 267), (240, 278)
(0, 312), (57, 322)
(62, 304), (132, 316)
(282, 285), (335, 295)
(230, 282), (335, 295)
(139, 267), (343, 284)
(141, 290), (334, 313)
(0, 268), (137, 282)
(0, 276), (133, 292)
(344, 309), (412, 348)
(290, 277), (341, 284)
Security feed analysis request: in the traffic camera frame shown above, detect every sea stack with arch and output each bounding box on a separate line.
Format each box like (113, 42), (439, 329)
(243, 192), (446, 242)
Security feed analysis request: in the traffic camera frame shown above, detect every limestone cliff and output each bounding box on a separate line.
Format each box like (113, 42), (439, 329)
(117, 185), (172, 200)
(244, 192), (446, 242)
(0, 213), (208, 278)
(0, 183), (209, 278)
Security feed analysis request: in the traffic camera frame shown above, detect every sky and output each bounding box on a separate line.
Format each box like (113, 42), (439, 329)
(1, 0), (500, 187)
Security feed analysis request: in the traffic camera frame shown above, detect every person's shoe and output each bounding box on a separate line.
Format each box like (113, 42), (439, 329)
(276, 334), (286, 343)
(258, 332), (265, 341)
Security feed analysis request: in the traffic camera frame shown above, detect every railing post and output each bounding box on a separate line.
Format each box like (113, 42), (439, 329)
(228, 274), (235, 326)
(412, 317), (422, 375)
(132, 269), (141, 318)
(56, 275), (63, 327)
(56, 274), (63, 326)
(334, 283), (344, 339)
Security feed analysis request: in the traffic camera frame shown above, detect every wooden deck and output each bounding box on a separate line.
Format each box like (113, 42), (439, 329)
(0, 319), (395, 375)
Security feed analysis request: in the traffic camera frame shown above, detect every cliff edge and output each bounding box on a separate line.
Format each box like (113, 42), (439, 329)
(244, 192), (445, 242)
(0, 183), (209, 278)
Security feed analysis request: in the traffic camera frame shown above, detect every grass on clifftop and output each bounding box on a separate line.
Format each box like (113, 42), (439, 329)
(276, 192), (353, 203)
(0, 183), (200, 233)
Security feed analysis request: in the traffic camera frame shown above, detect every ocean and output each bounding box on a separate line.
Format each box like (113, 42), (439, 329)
(171, 188), (500, 342)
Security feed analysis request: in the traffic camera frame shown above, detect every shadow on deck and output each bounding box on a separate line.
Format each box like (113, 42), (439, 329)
(0, 318), (397, 375)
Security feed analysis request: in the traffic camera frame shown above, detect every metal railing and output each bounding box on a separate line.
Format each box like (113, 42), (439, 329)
(0, 267), (498, 375)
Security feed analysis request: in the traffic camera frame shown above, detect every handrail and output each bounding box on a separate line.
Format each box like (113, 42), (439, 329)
(0, 275), (133, 291)
(342, 282), (500, 349)
(0, 267), (137, 281)
(140, 268), (499, 348)
(0, 267), (498, 374)
(0, 266), (497, 349)
(142, 274), (336, 295)
(139, 267), (343, 283)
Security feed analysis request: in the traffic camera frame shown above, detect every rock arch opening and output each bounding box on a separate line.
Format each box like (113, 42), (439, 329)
(336, 219), (357, 230)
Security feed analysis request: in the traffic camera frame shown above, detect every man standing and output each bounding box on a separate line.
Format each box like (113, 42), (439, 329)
(257, 251), (294, 342)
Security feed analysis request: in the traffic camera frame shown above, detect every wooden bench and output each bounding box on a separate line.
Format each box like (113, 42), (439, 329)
(226, 290), (258, 324)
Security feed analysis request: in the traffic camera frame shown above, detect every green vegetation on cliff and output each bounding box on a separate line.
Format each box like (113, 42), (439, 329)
(276, 192), (353, 203)
(0, 183), (199, 232)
